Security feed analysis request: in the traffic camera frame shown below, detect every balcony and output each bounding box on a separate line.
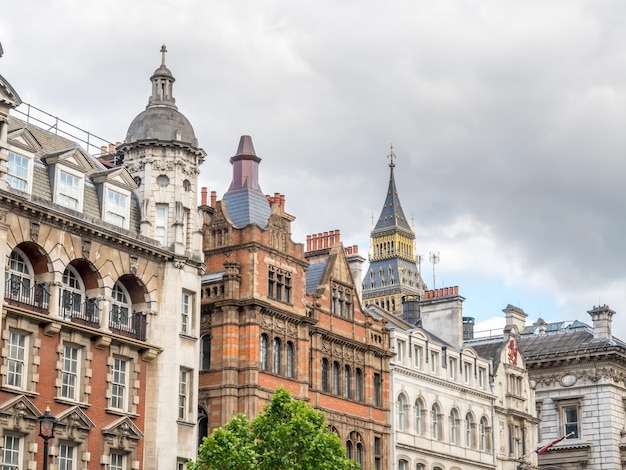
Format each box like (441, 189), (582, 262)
(4, 277), (50, 313)
(60, 293), (101, 328)
(109, 304), (147, 341)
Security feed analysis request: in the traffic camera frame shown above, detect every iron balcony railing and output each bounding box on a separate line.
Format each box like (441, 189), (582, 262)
(4, 276), (50, 313)
(109, 304), (147, 341)
(60, 293), (101, 328)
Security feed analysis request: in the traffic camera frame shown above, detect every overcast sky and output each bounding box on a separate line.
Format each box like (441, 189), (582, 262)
(3, 0), (626, 340)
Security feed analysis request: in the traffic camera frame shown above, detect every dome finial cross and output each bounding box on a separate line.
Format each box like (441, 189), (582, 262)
(160, 44), (167, 66)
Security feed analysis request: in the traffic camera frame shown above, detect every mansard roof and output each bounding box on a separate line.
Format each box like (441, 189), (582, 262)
(517, 324), (626, 360)
(7, 116), (142, 235)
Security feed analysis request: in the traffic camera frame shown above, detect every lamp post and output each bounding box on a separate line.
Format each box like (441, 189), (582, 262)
(38, 406), (56, 470)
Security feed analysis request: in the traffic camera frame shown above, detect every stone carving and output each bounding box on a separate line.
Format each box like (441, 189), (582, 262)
(82, 239), (91, 259)
(30, 221), (40, 242)
(130, 255), (138, 275)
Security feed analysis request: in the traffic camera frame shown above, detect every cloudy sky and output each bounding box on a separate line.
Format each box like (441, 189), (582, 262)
(3, 0), (626, 339)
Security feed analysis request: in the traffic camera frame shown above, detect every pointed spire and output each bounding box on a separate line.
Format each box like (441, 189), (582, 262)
(148, 44), (177, 109)
(222, 135), (271, 229)
(373, 147), (412, 234)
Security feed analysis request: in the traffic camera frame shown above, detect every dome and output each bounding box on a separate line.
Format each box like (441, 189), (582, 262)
(126, 106), (198, 147)
(124, 45), (198, 148)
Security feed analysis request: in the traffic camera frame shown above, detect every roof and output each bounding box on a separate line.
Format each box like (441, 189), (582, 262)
(7, 116), (142, 235)
(371, 160), (413, 236)
(518, 326), (626, 359)
(305, 262), (326, 294)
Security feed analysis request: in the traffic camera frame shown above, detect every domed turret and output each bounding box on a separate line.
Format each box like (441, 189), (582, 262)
(125, 45), (198, 147)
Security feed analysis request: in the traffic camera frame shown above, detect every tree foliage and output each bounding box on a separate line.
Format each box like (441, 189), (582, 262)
(188, 388), (360, 470)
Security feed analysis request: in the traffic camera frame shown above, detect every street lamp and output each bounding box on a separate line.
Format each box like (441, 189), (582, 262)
(38, 406), (56, 470)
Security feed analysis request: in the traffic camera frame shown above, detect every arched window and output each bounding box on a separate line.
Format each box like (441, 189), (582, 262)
(321, 358), (329, 392)
(466, 413), (475, 448)
(273, 338), (282, 374)
(355, 442), (363, 466)
(355, 368), (363, 402)
(61, 266), (84, 319)
(344, 365), (351, 398)
(416, 464), (425, 470)
(348, 431), (364, 465)
(431, 404), (441, 440)
(200, 335), (211, 370)
(397, 394), (407, 431)
(450, 408), (459, 444)
(480, 417), (489, 451)
(415, 399), (422, 435)
(198, 408), (208, 448)
(333, 361), (340, 395)
(111, 282), (132, 329)
(286, 342), (295, 378)
(346, 440), (353, 459)
(260, 334), (268, 371)
(7, 249), (34, 302)
(398, 460), (408, 470)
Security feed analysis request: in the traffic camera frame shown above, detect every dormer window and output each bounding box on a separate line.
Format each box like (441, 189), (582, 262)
(56, 168), (84, 211)
(104, 187), (130, 229)
(7, 151), (32, 192)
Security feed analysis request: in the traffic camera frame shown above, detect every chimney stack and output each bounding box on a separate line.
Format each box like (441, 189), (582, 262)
(588, 305), (615, 341)
(503, 304), (527, 333)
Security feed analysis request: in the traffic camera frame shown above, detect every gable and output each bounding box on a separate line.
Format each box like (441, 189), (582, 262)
(0, 73), (21, 111)
(0, 395), (42, 433)
(42, 147), (101, 174)
(91, 167), (139, 190)
(7, 127), (42, 153)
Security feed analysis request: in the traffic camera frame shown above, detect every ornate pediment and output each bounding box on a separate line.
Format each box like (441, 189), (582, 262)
(0, 73), (21, 113)
(0, 395), (42, 432)
(91, 167), (138, 190)
(41, 147), (98, 173)
(102, 416), (143, 451)
(7, 126), (42, 153)
(54, 406), (95, 441)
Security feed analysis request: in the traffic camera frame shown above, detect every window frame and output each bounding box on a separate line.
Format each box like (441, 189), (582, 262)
(104, 185), (131, 229)
(55, 166), (84, 211)
(111, 356), (129, 411)
(155, 203), (169, 246)
(6, 329), (28, 390)
(60, 344), (81, 401)
(2, 433), (22, 470)
(7, 150), (33, 193)
(58, 442), (76, 470)
(178, 368), (192, 422)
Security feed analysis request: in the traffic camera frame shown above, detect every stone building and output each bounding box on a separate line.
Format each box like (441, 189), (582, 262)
(516, 305), (626, 469)
(468, 306), (539, 470)
(197, 134), (392, 469)
(0, 46), (204, 469)
(371, 289), (497, 470)
(362, 148), (427, 315)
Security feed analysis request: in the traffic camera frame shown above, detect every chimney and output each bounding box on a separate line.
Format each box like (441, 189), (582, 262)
(346, 244), (365, 301)
(534, 318), (548, 335)
(587, 305), (615, 340)
(210, 191), (217, 208)
(201, 187), (207, 206)
(462, 317), (475, 340)
(503, 304), (527, 333)
(402, 296), (421, 326)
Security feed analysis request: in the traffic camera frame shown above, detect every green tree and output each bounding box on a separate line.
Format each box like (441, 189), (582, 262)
(188, 388), (360, 470)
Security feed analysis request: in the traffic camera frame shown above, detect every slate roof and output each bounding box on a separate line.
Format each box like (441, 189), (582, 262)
(7, 117), (142, 236)
(305, 262), (326, 295)
(518, 326), (626, 359)
(372, 163), (413, 237)
(222, 189), (271, 229)
(363, 257), (423, 298)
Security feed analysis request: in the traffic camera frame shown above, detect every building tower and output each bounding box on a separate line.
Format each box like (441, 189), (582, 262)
(118, 45), (206, 469)
(362, 146), (426, 315)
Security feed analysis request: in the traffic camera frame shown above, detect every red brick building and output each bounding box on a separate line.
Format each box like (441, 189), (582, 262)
(199, 136), (391, 469)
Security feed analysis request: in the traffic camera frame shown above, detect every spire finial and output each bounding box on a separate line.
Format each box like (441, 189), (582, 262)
(387, 144), (396, 168)
(160, 44), (167, 66)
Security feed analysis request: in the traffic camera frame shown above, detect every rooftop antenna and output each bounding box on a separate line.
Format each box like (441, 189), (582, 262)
(417, 254), (423, 274)
(429, 251), (440, 289)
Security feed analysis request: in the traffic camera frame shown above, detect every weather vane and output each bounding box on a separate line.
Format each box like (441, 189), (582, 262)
(387, 143), (396, 167)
